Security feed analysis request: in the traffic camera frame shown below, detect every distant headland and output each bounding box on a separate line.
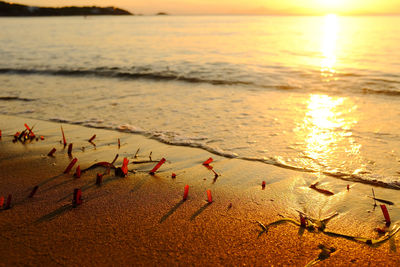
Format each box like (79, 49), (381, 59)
(0, 1), (132, 16)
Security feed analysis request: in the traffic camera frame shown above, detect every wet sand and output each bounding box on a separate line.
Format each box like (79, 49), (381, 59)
(0, 114), (399, 266)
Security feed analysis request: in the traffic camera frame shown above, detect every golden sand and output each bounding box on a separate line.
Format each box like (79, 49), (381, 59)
(0, 115), (399, 266)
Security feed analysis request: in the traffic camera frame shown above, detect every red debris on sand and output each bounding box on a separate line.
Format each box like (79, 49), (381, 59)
(203, 157), (213, 165)
(118, 138), (121, 149)
(149, 158), (166, 175)
(29, 185), (39, 198)
(40, 136), (44, 140)
(68, 143), (73, 156)
(380, 204), (391, 226)
(14, 132), (20, 138)
(228, 203), (233, 209)
(172, 173), (176, 178)
(64, 158), (78, 174)
(74, 165), (81, 178)
(24, 123), (31, 131)
(61, 125), (67, 147)
(204, 164), (213, 170)
(5, 194), (12, 209)
(300, 214), (306, 227)
(262, 181), (266, 190)
(206, 190), (213, 203)
(96, 173), (103, 185)
(375, 227), (387, 234)
(347, 184), (350, 191)
(47, 148), (56, 156)
(121, 157), (129, 175)
(73, 189), (82, 207)
(183, 185), (189, 201)
(0, 130), (2, 138)
(88, 134), (96, 142)
(0, 196), (4, 208)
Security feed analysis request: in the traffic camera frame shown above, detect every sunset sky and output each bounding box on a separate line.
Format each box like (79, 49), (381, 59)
(12, 0), (400, 15)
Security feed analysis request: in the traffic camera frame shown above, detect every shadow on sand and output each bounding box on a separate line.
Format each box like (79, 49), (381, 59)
(35, 204), (73, 224)
(190, 202), (212, 221)
(159, 199), (185, 223)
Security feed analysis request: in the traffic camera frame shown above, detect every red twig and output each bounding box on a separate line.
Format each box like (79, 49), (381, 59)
(88, 134), (96, 142)
(207, 190), (213, 203)
(64, 158), (78, 174)
(61, 125), (67, 147)
(203, 157), (213, 165)
(183, 185), (189, 201)
(149, 158), (166, 175)
(47, 148), (56, 157)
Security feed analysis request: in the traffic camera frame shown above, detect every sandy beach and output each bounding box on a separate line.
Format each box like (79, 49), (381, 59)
(0, 114), (399, 266)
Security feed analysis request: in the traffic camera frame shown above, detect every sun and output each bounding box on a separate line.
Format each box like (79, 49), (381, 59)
(318, 0), (348, 11)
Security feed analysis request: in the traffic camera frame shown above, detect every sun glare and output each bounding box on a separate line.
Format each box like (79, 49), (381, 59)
(320, 14), (339, 79)
(302, 94), (358, 170)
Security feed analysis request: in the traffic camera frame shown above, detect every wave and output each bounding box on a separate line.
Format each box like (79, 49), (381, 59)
(361, 87), (400, 96)
(0, 67), (300, 90)
(42, 117), (400, 190)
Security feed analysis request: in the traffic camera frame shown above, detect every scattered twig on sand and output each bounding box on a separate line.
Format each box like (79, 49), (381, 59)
(88, 134), (96, 143)
(134, 148), (140, 158)
(305, 244), (336, 267)
(310, 182), (334, 196)
(61, 125), (67, 147)
(111, 154), (119, 165)
(369, 189), (394, 205)
(81, 161), (116, 173)
(257, 212), (400, 246)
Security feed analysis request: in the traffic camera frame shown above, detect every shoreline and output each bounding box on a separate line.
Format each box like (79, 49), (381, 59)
(1, 114), (400, 265)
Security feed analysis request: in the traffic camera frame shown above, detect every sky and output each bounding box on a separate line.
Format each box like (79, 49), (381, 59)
(10, 0), (400, 15)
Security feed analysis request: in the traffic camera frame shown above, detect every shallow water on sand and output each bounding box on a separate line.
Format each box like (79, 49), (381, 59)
(1, 15), (400, 188)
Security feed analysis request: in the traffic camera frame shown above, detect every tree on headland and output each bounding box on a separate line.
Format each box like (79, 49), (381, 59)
(0, 1), (133, 16)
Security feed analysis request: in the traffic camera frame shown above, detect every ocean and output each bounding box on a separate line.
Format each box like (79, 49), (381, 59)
(1, 15), (400, 189)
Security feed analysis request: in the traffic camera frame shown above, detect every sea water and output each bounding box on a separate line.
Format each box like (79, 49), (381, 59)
(1, 15), (400, 189)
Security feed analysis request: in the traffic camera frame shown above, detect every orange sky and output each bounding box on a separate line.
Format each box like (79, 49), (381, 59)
(11, 0), (400, 15)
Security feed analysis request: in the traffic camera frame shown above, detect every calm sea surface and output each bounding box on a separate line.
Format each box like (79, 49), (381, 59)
(1, 15), (400, 188)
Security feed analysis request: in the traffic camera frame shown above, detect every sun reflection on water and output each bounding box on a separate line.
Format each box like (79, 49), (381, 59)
(302, 94), (359, 171)
(320, 14), (339, 80)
